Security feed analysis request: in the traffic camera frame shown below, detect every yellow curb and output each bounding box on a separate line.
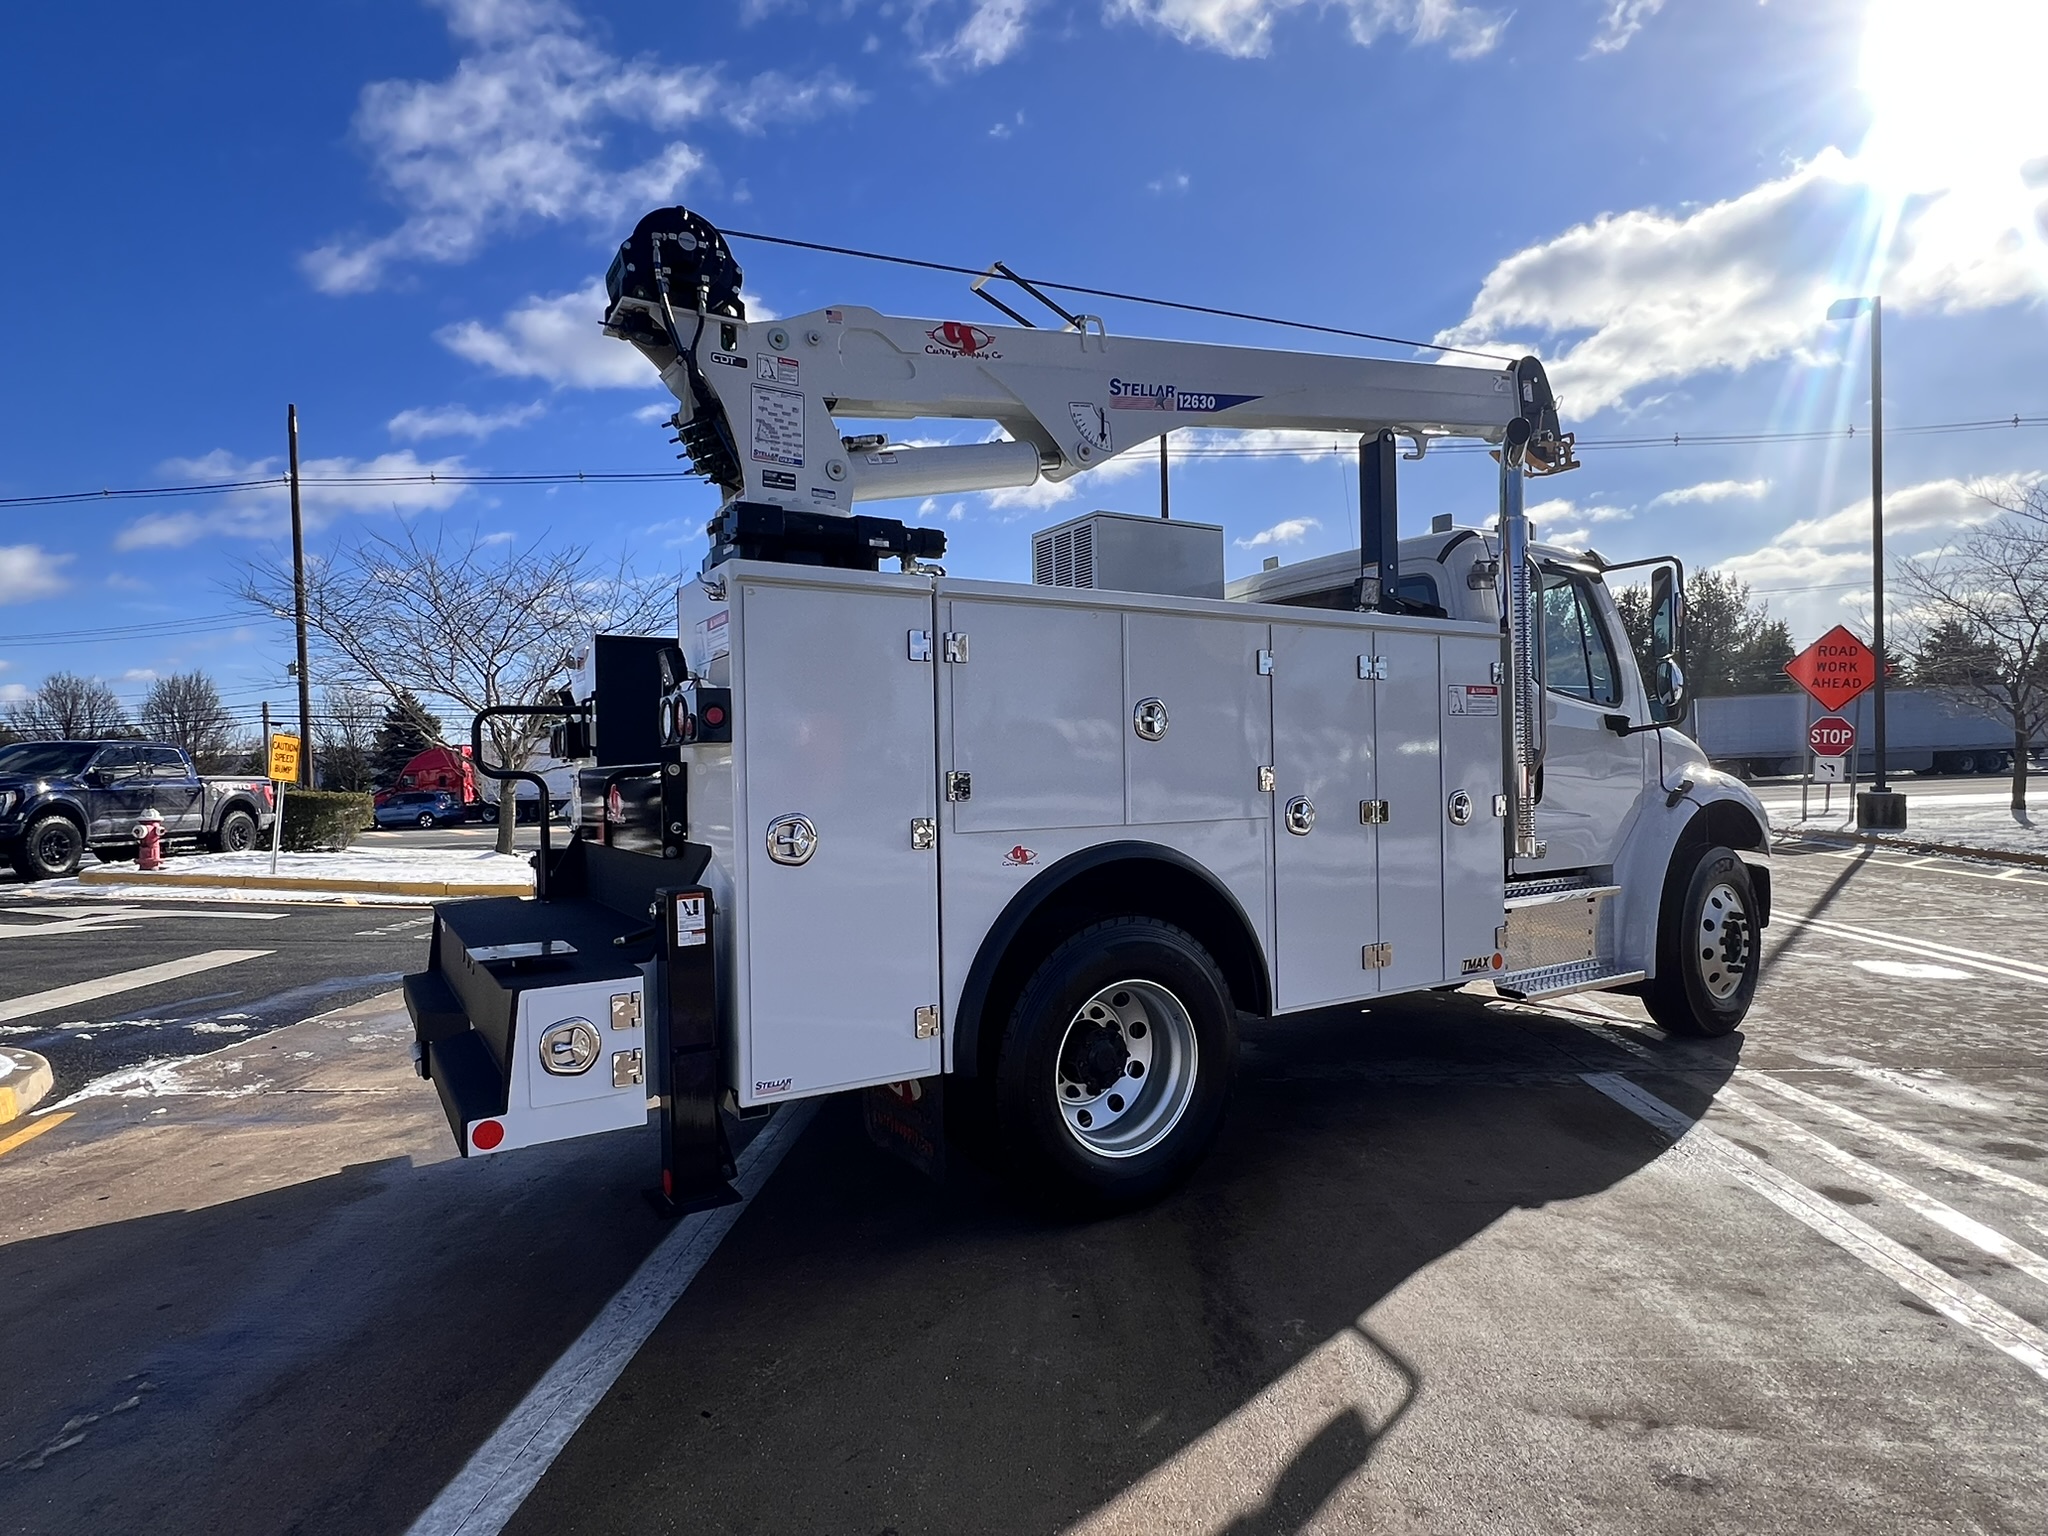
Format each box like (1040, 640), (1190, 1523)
(0, 1049), (55, 1127)
(77, 867), (532, 897)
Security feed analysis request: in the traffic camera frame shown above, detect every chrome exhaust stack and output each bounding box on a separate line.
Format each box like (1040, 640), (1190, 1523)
(1498, 417), (1546, 863)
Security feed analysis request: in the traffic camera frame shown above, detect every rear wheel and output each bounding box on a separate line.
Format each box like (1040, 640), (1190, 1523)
(994, 917), (1236, 1212)
(215, 807), (258, 853)
(417, 811), (437, 827)
(18, 815), (84, 880)
(1642, 844), (1759, 1038)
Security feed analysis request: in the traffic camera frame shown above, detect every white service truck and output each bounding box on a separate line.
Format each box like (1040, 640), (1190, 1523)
(404, 207), (1772, 1212)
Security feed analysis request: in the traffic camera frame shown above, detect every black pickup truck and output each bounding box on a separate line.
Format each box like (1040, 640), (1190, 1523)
(0, 740), (276, 880)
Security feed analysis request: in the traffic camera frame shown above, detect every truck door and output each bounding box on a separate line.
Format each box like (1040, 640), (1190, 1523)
(144, 746), (204, 835)
(1520, 568), (1647, 875)
(86, 745), (153, 842)
(730, 569), (942, 1102)
(1269, 621), (1379, 1011)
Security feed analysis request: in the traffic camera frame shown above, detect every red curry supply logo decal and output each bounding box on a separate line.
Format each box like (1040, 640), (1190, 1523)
(926, 321), (1001, 359)
(1003, 845), (1038, 866)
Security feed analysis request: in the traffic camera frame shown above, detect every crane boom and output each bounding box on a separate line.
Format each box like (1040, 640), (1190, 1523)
(602, 207), (1576, 528)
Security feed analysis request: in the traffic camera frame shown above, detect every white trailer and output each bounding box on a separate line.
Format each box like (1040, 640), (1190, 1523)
(404, 207), (1772, 1211)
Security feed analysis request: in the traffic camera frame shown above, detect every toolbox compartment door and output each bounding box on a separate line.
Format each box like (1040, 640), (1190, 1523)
(730, 569), (943, 1103)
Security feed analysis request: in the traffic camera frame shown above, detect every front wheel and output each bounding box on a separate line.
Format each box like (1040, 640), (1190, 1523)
(1642, 844), (1760, 1038)
(994, 917), (1236, 1212)
(18, 815), (84, 880)
(417, 811), (437, 828)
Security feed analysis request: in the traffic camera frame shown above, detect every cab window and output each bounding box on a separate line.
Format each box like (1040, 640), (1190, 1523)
(144, 746), (186, 776)
(92, 745), (145, 779)
(1541, 570), (1621, 707)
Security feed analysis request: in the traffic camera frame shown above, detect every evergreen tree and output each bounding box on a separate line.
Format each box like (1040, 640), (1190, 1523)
(370, 689), (443, 786)
(1615, 570), (1795, 697)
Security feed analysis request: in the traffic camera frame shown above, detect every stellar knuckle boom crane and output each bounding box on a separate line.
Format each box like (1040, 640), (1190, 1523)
(403, 206), (1772, 1211)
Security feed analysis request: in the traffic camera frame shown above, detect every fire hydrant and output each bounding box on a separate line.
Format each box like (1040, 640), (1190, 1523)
(136, 808), (165, 871)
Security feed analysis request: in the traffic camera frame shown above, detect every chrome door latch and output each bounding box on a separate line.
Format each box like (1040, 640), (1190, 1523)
(1359, 799), (1390, 824)
(911, 817), (936, 850)
(914, 1005), (940, 1040)
(1284, 796), (1316, 835)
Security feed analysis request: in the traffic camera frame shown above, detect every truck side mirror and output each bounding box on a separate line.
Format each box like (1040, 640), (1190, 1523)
(1648, 565), (1687, 725)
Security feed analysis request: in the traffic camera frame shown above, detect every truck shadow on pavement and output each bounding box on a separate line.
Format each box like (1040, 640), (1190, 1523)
(508, 989), (1744, 1536)
(0, 993), (1741, 1536)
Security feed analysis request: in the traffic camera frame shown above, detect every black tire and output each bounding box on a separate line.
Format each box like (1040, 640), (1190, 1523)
(18, 814), (84, 880)
(215, 807), (259, 853)
(478, 803), (499, 825)
(1642, 844), (1760, 1038)
(994, 917), (1236, 1211)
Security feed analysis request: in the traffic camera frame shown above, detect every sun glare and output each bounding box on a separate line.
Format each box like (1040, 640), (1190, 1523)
(1859, 0), (2048, 197)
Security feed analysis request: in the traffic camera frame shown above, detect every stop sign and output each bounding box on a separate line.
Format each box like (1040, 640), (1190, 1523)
(1809, 715), (1856, 757)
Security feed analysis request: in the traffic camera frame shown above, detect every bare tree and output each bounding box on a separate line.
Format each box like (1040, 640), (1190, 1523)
(1894, 481), (2048, 817)
(316, 684), (384, 791)
(139, 670), (236, 769)
(1, 671), (132, 739)
(239, 522), (666, 852)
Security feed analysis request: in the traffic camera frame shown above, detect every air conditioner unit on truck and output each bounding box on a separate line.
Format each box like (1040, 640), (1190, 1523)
(403, 207), (1773, 1213)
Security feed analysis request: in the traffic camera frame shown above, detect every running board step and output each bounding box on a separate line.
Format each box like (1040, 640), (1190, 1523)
(1495, 961), (1646, 1001)
(1503, 881), (1620, 911)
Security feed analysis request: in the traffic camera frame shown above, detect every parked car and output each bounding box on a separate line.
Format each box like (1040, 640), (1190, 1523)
(373, 789), (468, 829)
(0, 740), (275, 880)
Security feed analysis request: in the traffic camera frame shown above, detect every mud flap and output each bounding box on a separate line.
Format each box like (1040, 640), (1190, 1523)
(862, 1077), (947, 1182)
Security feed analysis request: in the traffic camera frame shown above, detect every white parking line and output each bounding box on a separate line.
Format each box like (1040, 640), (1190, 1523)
(1775, 914), (2048, 987)
(1719, 1088), (2048, 1290)
(0, 950), (274, 1023)
(1583, 1073), (2048, 1384)
(1738, 1070), (2048, 1207)
(405, 1102), (817, 1536)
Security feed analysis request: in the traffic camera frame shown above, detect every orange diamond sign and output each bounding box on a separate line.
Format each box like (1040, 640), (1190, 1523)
(1785, 624), (1878, 711)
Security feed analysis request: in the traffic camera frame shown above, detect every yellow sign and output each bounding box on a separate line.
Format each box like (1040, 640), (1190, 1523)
(268, 733), (302, 783)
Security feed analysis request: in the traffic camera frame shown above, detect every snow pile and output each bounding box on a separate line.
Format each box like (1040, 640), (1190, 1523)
(1759, 785), (2048, 860)
(73, 845), (535, 899)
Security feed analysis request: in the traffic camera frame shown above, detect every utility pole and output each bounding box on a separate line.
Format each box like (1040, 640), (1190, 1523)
(262, 700), (271, 753)
(1868, 298), (1888, 796)
(288, 405), (313, 787)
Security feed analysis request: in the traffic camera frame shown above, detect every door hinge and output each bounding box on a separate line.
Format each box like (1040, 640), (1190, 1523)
(1357, 655), (1388, 681)
(945, 771), (973, 802)
(1359, 799), (1390, 824)
(1257, 766), (1275, 794)
(908, 629), (932, 662)
(914, 1005), (939, 1040)
(1256, 648), (1274, 676)
(943, 632), (970, 664)
(910, 817), (936, 850)
(1495, 924), (1510, 950)
(1490, 660), (1505, 685)
(1361, 942), (1393, 971)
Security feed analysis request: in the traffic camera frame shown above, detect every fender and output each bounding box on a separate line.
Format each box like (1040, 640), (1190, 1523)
(950, 840), (1272, 1079)
(1610, 730), (1771, 979)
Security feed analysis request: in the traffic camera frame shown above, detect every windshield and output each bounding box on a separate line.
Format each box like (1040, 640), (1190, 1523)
(0, 743), (97, 777)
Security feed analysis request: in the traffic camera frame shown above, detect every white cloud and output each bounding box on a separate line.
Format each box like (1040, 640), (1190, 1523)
(1525, 496), (1632, 528)
(0, 683), (29, 705)
(633, 402), (677, 424)
(1588, 0), (1665, 54)
(303, 1), (860, 292)
(121, 668), (159, 683)
(388, 401), (545, 441)
(439, 282), (650, 388)
(1648, 478), (1770, 508)
(0, 545), (72, 604)
(1237, 516), (1321, 549)
(1108, 0), (1505, 60)
(1442, 131), (2048, 418)
(1147, 171), (1192, 195)
(923, 0), (1039, 72)
(115, 449), (470, 550)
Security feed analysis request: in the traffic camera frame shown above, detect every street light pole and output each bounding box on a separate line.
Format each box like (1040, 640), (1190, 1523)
(1826, 293), (1905, 829)
(287, 404), (313, 788)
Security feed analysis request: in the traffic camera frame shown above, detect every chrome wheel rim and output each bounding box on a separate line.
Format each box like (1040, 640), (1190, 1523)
(1697, 881), (1753, 1001)
(1053, 978), (1198, 1159)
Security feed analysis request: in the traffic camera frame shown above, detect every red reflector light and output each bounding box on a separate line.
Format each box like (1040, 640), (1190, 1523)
(704, 706), (725, 726)
(472, 1119), (505, 1150)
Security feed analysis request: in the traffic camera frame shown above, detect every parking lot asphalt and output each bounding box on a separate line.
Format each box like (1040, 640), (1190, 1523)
(2, 839), (2046, 1534)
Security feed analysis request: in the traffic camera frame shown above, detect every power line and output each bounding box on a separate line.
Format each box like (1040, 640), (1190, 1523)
(4, 411), (2043, 512)
(720, 226), (1515, 363)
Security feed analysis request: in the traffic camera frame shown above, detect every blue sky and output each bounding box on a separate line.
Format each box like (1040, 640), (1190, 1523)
(3, 0), (2045, 727)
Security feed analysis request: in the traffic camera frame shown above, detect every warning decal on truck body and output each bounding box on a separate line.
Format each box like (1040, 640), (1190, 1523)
(1447, 683), (1500, 716)
(750, 384), (805, 466)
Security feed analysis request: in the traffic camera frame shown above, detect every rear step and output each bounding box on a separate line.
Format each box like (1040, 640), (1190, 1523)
(429, 1031), (511, 1154)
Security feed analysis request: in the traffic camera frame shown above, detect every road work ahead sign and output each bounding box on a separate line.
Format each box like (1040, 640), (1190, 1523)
(1784, 626), (1877, 712)
(268, 733), (302, 783)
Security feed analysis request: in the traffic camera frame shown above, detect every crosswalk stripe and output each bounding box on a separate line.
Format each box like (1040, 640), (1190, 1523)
(0, 950), (274, 1023)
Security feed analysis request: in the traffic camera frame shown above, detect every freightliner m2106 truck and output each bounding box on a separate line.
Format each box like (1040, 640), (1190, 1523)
(404, 207), (1771, 1212)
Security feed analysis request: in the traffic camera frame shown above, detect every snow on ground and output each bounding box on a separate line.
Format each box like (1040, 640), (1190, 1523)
(1757, 785), (2048, 859)
(57, 846), (535, 902)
